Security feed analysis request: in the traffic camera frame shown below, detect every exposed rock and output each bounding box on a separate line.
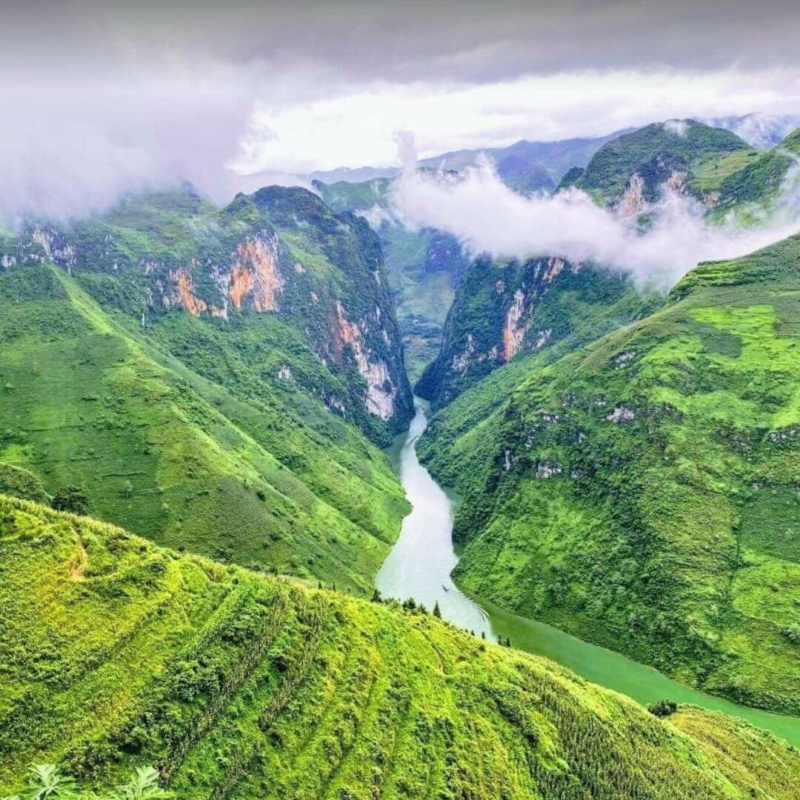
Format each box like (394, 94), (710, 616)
(229, 233), (284, 312)
(616, 174), (647, 218)
(607, 406), (636, 424)
(333, 302), (398, 421)
(503, 289), (529, 361)
(536, 461), (563, 479)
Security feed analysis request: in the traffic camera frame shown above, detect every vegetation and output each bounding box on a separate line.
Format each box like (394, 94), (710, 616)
(2, 495), (800, 798)
(315, 179), (470, 381)
(417, 253), (662, 409)
(565, 120), (753, 204)
(421, 235), (800, 714)
(1, 764), (170, 800)
(0, 193), (413, 592)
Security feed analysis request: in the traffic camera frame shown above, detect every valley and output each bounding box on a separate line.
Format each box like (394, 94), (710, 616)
(377, 399), (800, 748)
(2, 116), (800, 796)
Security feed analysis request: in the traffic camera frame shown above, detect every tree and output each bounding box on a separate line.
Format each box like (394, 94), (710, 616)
(121, 480), (134, 499)
(647, 700), (678, 718)
(51, 487), (89, 516)
(433, 601), (441, 618)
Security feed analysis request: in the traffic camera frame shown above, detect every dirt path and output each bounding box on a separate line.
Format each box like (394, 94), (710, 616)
(70, 535), (88, 580)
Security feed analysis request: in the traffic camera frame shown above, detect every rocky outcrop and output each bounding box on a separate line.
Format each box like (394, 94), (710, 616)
(2, 185), (413, 442)
(418, 253), (648, 410)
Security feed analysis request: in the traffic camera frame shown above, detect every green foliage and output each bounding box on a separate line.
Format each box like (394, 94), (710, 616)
(649, 700), (679, 718)
(422, 234), (800, 714)
(51, 487), (89, 516)
(0, 764), (171, 800)
(0, 181), (421, 592)
(0, 465), (47, 504)
(2, 496), (799, 798)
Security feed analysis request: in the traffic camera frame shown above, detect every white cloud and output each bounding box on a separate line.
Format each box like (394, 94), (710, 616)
(234, 68), (800, 176)
(389, 158), (800, 289)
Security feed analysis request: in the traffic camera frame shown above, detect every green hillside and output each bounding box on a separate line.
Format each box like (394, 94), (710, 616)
(561, 120), (754, 206)
(0, 186), (417, 592)
(421, 235), (800, 714)
(715, 128), (800, 211)
(2, 495), (800, 798)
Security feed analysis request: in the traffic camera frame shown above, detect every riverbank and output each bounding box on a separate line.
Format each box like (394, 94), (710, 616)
(376, 398), (800, 748)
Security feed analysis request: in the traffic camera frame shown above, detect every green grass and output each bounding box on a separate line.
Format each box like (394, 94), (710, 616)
(0, 262), (408, 594)
(2, 495), (799, 798)
(421, 235), (800, 714)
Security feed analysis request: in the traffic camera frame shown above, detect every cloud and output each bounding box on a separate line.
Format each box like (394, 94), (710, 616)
(1, 1), (799, 222)
(388, 158), (800, 289)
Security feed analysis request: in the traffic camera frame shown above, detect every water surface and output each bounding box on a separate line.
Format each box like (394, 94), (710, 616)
(376, 399), (800, 748)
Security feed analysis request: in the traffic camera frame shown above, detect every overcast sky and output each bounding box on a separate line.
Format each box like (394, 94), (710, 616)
(3, 0), (800, 217)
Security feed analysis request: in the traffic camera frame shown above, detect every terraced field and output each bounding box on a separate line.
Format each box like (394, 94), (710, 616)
(2, 495), (800, 798)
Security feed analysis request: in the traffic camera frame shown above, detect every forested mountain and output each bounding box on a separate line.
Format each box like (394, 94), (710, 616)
(2, 495), (799, 798)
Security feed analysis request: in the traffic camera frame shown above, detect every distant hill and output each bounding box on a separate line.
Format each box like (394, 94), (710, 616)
(707, 112), (800, 150)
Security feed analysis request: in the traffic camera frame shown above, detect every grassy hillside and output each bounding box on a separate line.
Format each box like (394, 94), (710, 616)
(2, 495), (800, 798)
(422, 235), (800, 714)
(0, 261), (407, 593)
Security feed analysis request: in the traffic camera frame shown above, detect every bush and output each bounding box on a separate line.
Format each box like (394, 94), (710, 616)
(51, 487), (89, 516)
(647, 700), (678, 718)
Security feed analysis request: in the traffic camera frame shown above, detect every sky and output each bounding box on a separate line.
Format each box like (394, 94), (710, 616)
(2, 0), (800, 217)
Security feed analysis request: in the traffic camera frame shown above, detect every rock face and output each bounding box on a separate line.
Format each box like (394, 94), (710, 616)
(3, 185), (413, 442)
(417, 253), (655, 409)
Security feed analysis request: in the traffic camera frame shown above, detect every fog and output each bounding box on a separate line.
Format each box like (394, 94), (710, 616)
(389, 157), (800, 289)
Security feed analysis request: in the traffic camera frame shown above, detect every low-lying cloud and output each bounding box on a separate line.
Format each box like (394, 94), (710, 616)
(389, 157), (800, 289)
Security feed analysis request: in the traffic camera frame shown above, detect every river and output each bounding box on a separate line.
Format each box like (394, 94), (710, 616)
(375, 398), (800, 748)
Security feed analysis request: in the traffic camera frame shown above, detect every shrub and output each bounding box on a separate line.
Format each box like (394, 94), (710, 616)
(51, 487), (89, 516)
(647, 700), (678, 718)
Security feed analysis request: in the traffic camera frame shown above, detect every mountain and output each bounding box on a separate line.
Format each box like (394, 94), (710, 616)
(419, 121), (793, 411)
(559, 120), (755, 207)
(416, 255), (662, 410)
(2, 495), (799, 797)
(714, 128), (800, 211)
(420, 234), (800, 715)
(314, 178), (471, 381)
(0, 186), (414, 592)
(418, 129), (633, 186)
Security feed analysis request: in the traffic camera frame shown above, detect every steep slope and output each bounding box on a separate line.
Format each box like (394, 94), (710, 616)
(714, 128), (800, 211)
(416, 255), (662, 410)
(2, 495), (800, 798)
(0, 190), (414, 591)
(314, 178), (470, 380)
(3, 186), (413, 443)
(560, 120), (755, 208)
(423, 235), (800, 714)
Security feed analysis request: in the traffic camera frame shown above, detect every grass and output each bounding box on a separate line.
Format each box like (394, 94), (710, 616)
(2, 495), (799, 798)
(0, 262), (408, 594)
(421, 234), (800, 714)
